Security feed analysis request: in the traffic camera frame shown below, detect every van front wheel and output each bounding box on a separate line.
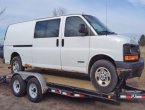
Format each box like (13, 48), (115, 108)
(11, 56), (24, 73)
(90, 60), (118, 93)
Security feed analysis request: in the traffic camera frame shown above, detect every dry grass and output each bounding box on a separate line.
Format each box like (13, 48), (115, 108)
(140, 46), (145, 82)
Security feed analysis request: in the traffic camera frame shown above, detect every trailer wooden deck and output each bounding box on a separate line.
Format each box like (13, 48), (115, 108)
(28, 68), (96, 91)
(42, 74), (96, 91)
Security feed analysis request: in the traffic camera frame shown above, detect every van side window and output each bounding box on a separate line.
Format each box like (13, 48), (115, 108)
(65, 16), (88, 37)
(34, 19), (60, 38)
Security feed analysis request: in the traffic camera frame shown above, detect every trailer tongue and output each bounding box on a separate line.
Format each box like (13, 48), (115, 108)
(1, 72), (145, 104)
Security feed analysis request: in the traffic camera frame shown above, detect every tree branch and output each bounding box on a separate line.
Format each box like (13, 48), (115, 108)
(52, 7), (67, 17)
(0, 8), (6, 16)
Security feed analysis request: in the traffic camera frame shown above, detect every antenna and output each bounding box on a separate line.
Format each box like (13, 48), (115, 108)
(106, 0), (108, 33)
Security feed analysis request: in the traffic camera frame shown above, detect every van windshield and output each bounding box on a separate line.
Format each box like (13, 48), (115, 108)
(83, 15), (116, 35)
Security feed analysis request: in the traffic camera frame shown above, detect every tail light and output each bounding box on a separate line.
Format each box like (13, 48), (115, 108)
(123, 44), (140, 62)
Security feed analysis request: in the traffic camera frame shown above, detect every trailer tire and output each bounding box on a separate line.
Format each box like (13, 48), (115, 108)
(11, 75), (26, 97)
(90, 60), (118, 93)
(27, 78), (43, 103)
(11, 56), (24, 73)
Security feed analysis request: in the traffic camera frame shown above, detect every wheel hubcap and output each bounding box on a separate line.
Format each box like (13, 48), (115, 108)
(13, 80), (20, 93)
(13, 61), (19, 73)
(95, 67), (111, 87)
(29, 83), (38, 99)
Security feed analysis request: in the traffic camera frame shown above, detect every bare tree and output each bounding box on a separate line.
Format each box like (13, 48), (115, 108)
(0, 8), (5, 16)
(53, 7), (67, 17)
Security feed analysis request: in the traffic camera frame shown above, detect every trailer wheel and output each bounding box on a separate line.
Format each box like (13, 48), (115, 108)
(90, 60), (118, 93)
(11, 75), (26, 97)
(11, 56), (24, 73)
(27, 78), (43, 103)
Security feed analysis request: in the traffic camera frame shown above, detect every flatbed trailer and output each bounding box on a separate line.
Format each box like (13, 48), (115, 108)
(1, 71), (145, 105)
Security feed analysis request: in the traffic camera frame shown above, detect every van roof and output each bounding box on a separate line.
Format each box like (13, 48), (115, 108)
(9, 14), (89, 26)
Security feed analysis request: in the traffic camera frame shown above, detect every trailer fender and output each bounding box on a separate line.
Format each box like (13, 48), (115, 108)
(12, 72), (48, 94)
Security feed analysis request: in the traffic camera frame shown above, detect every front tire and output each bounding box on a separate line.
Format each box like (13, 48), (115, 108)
(90, 60), (118, 93)
(11, 56), (24, 73)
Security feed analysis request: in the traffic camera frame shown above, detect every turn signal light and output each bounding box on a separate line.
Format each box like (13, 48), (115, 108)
(124, 55), (139, 61)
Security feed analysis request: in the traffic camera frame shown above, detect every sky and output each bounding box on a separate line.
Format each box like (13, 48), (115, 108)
(0, 0), (145, 43)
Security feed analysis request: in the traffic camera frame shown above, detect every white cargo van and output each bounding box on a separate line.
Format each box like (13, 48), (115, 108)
(4, 14), (144, 93)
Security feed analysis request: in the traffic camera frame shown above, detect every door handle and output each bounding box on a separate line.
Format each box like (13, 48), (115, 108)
(56, 39), (59, 47)
(62, 39), (64, 47)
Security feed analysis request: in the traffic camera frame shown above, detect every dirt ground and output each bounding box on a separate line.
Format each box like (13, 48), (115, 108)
(0, 47), (145, 110)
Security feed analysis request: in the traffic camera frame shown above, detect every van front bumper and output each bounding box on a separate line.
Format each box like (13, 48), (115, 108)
(115, 58), (144, 79)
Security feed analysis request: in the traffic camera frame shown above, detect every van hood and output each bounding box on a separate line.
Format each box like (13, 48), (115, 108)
(107, 34), (138, 45)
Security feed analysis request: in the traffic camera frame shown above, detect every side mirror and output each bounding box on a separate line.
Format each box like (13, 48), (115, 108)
(79, 24), (88, 36)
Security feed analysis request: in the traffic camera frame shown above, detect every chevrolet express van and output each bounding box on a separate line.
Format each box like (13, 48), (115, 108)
(4, 14), (144, 93)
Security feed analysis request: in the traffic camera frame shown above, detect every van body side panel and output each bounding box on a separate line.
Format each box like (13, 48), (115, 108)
(4, 21), (35, 65)
(4, 46), (13, 64)
(89, 35), (129, 64)
(4, 46), (33, 65)
(4, 21), (35, 45)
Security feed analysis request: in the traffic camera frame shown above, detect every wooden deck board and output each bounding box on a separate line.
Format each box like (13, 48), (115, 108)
(42, 74), (96, 91)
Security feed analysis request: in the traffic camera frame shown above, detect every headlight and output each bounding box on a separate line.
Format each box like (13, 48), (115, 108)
(123, 44), (140, 62)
